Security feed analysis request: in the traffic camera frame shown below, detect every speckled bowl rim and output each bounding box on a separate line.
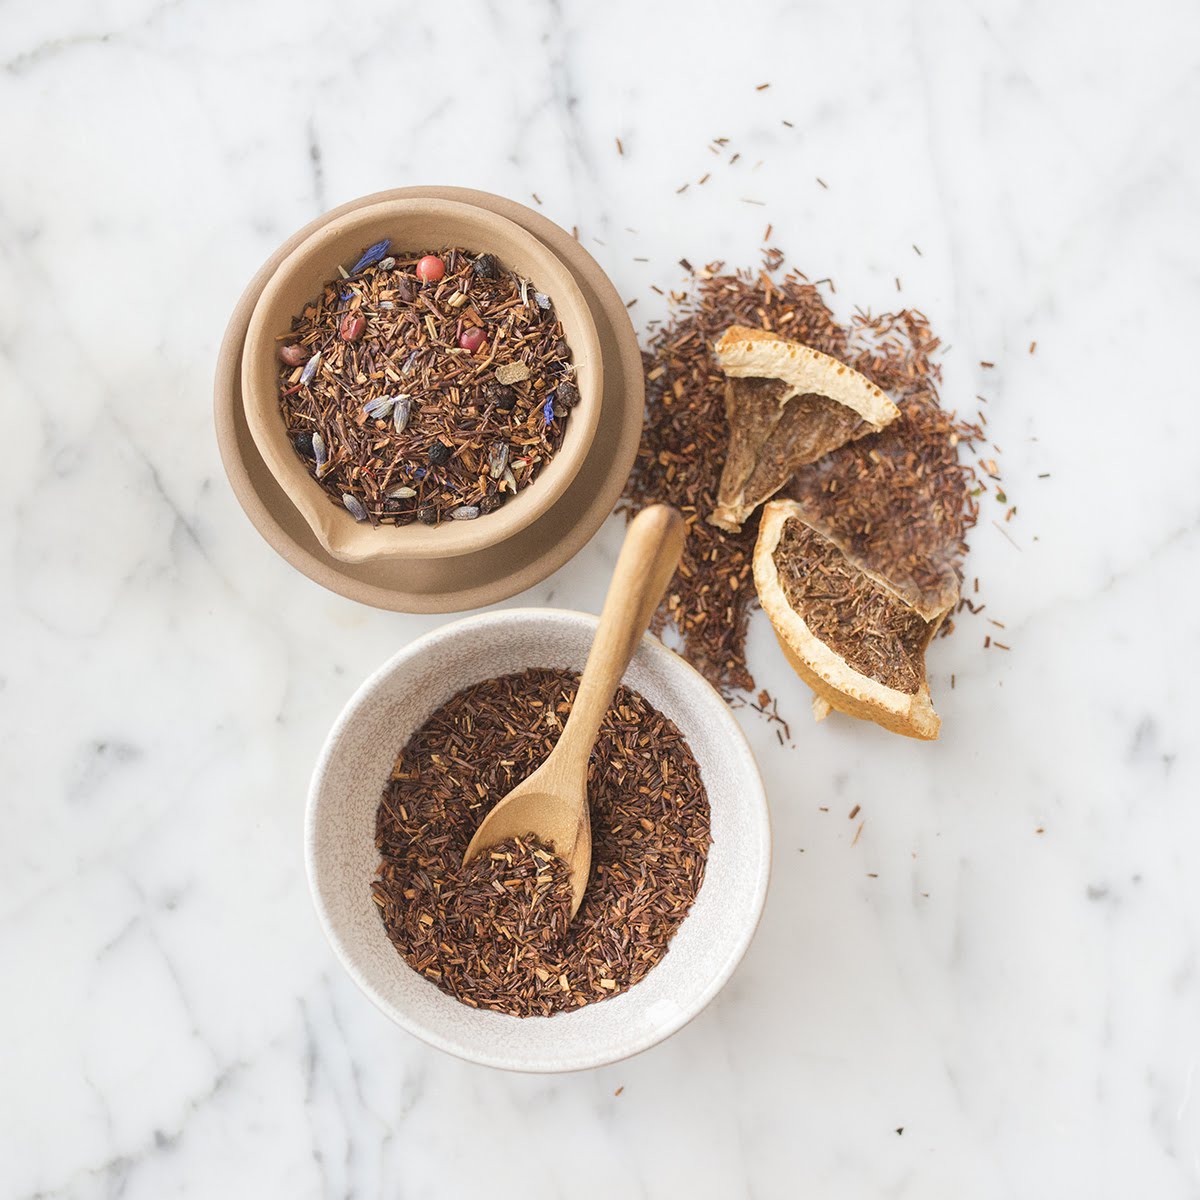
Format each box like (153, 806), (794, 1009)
(304, 609), (772, 1072)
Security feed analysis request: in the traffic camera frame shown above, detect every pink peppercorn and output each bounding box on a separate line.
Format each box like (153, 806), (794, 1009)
(458, 327), (486, 354)
(339, 313), (366, 342)
(416, 255), (445, 283)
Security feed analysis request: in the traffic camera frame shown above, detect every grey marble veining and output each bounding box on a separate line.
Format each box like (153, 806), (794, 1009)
(2, 0), (1199, 1195)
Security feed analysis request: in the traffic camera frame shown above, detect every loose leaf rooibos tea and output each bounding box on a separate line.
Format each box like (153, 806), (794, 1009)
(372, 669), (711, 1017)
(624, 253), (983, 699)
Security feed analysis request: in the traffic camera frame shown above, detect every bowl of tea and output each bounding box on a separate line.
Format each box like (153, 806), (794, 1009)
(242, 198), (604, 564)
(305, 608), (771, 1072)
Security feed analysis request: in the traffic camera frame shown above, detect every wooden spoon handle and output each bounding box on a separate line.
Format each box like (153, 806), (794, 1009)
(557, 505), (686, 764)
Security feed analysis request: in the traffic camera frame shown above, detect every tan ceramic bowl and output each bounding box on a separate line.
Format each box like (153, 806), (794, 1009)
(242, 199), (603, 564)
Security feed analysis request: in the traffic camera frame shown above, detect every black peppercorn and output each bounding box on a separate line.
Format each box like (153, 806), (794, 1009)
(383, 498), (405, 515)
(292, 431), (315, 458)
(427, 441), (453, 466)
(417, 503), (439, 526)
(471, 253), (500, 280)
(555, 381), (580, 409)
(479, 492), (503, 515)
(485, 384), (517, 412)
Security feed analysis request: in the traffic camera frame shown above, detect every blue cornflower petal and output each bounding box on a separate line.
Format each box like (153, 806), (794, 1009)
(350, 239), (391, 275)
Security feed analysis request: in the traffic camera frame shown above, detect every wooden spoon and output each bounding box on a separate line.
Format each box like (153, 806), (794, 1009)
(464, 504), (686, 916)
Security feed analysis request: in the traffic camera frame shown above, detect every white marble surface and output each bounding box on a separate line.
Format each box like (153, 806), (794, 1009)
(3, 0), (1199, 1195)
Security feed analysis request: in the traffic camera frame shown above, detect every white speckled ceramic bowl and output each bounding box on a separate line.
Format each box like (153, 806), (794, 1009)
(306, 609), (771, 1072)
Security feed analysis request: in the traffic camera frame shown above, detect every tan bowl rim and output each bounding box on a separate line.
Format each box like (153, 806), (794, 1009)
(304, 608), (773, 1072)
(242, 197), (604, 563)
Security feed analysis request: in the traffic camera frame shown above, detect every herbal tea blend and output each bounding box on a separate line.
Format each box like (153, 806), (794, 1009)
(277, 243), (578, 527)
(372, 668), (711, 1017)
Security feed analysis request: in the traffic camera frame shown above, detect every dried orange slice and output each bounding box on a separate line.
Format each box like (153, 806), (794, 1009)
(754, 499), (950, 740)
(709, 326), (899, 532)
